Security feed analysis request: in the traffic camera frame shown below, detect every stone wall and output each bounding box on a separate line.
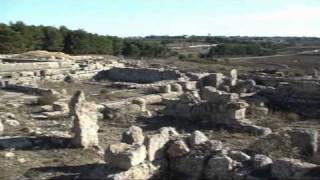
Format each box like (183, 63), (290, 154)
(0, 62), (73, 72)
(165, 87), (271, 136)
(103, 126), (320, 180)
(0, 60), (124, 83)
(94, 67), (183, 83)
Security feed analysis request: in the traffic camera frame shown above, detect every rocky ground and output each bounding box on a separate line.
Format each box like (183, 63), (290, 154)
(1, 54), (320, 179)
(0, 85), (259, 179)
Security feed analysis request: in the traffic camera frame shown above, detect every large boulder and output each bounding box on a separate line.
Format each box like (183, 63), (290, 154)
(253, 154), (273, 168)
(271, 158), (320, 179)
(69, 90), (99, 148)
(167, 139), (190, 158)
(188, 130), (209, 147)
(105, 143), (147, 170)
(229, 151), (251, 162)
(285, 128), (318, 156)
(170, 153), (207, 180)
(145, 127), (179, 162)
(204, 155), (234, 179)
(121, 126), (145, 145)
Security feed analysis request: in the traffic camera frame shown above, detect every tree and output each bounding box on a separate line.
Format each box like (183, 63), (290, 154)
(0, 24), (25, 53)
(64, 30), (90, 54)
(42, 26), (64, 51)
(122, 42), (140, 57)
(0, 21), (170, 57)
(10, 21), (34, 50)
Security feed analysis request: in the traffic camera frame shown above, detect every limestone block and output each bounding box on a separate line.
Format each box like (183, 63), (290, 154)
(69, 91), (99, 148)
(105, 143), (147, 170)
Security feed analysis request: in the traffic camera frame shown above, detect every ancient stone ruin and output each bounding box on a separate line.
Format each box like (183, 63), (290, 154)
(0, 52), (320, 179)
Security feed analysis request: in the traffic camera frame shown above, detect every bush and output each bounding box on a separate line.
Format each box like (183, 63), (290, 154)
(178, 54), (187, 60)
(100, 88), (108, 94)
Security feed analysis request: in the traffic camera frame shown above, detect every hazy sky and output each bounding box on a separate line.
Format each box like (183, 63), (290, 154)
(1, 0), (320, 37)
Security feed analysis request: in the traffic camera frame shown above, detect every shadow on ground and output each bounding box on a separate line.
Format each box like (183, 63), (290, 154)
(25, 164), (121, 180)
(136, 115), (221, 133)
(0, 136), (71, 150)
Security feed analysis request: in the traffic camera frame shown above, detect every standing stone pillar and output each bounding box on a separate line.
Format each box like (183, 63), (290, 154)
(133, 98), (147, 112)
(69, 90), (99, 148)
(230, 69), (238, 87)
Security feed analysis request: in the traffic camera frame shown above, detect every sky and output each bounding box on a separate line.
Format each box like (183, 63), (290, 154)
(1, 0), (320, 37)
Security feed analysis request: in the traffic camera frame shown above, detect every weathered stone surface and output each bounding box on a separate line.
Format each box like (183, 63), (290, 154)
(121, 126), (145, 145)
(159, 84), (171, 93)
(201, 86), (239, 103)
(167, 139), (190, 158)
(230, 69), (238, 80)
(242, 124), (272, 136)
(95, 67), (182, 83)
(69, 90), (99, 148)
(285, 128), (318, 156)
(179, 91), (201, 104)
(170, 153), (206, 180)
(202, 73), (225, 88)
(145, 127), (179, 162)
(204, 155), (234, 179)
(132, 98), (146, 112)
(1, 112), (15, 119)
(3, 119), (20, 127)
(271, 158), (319, 179)
(105, 143), (147, 170)
(52, 101), (69, 112)
(41, 105), (53, 112)
(0, 120), (3, 135)
(206, 140), (224, 152)
(253, 154), (273, 168)
(171, 83), (183, 92)
(181, 81), (198, 91)
(159, 127), (179, 137)
(108, 162), (160, 180)
(229, 151), (251, 162)
(188, 130), (209, 147)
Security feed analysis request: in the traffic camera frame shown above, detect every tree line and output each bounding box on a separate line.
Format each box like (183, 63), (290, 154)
(0, 22), (169, 58)
(204, 43), (276, 57)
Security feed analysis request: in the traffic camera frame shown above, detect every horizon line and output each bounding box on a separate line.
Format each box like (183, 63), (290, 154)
(1, 21), (320, 39)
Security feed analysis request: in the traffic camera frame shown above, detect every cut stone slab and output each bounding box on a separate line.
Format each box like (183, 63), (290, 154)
(105, 143), (147, 170)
